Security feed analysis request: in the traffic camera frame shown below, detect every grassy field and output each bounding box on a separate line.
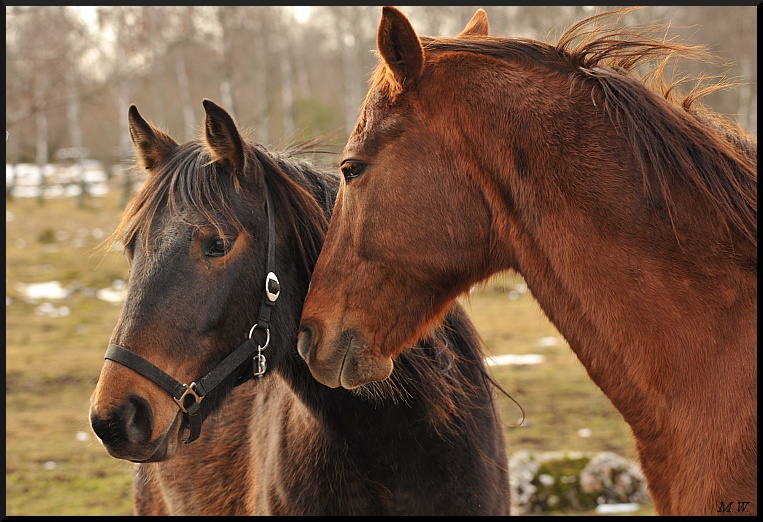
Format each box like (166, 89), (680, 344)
(5, 186), (653, 516)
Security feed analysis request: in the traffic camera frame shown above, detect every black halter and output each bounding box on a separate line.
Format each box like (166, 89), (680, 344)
(103, 185), (280, 444)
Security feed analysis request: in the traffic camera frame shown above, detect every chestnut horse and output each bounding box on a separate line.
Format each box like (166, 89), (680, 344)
(88, 99), (510, 515)
(297, 7), (757, 517)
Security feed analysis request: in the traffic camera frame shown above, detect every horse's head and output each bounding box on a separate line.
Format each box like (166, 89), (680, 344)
(89, 100), (290, 462)
(298, 8), (496, 389)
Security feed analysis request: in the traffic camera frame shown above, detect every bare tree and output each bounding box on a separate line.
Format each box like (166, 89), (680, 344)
(66, 69), (87, 207)
(213, 6), (243, 121)
(34, 86), (49, 205)
(317, 6), (378, 138)
(6, 7), (83, 203)
(95, 6), (172, 205)
(5, 4), (756, 198)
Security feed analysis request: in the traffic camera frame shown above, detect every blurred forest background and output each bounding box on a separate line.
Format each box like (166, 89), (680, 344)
(6, 5), (758, 203)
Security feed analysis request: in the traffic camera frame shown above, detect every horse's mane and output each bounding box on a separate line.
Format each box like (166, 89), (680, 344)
(368, 7), (756, 248)
(108, 139), (337, 277)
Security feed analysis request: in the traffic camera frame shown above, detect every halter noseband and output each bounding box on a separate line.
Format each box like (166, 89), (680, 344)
(103, 185), (280, 444)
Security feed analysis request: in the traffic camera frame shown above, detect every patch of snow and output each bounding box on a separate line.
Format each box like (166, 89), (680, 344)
(16, 281), (69, 300)
(594, 503), (641, 514)
(485, 353), (545, 366)
(537, 336), (563, 347)
(35, 302), (71, 317)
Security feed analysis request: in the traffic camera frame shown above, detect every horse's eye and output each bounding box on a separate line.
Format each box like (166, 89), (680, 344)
(207, 237), (232, 257)
(340, 161), (366, 182)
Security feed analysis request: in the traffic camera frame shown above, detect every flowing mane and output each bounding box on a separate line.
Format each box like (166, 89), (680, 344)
(366, 8), (756, 248)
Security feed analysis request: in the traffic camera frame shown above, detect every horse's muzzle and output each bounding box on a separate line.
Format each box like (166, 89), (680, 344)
(89, 396), (181, 462)
(297, 324), (393, 389)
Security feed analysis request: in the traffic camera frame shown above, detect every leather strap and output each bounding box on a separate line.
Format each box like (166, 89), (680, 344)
(251, 187), (279, 346)
(104, 344), (187, 400)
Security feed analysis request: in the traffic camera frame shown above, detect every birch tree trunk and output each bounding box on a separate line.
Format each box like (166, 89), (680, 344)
(117, 82), (132, 207)
(35, 86), (49, 206)
(67, 70), (88, 208)
(175, 49), (196, 141)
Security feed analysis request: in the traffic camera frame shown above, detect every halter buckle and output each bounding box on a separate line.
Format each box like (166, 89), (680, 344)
(174, 382), (203, 413)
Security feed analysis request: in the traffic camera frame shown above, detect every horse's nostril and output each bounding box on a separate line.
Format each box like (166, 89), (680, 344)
(90, 410), (112, 444)
(297, 327), (313, 361)
(90, 395), (154, 449)
(124, 395), (154, 445)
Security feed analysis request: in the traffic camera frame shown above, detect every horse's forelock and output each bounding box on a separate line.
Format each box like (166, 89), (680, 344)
(109, 142), (247, 256)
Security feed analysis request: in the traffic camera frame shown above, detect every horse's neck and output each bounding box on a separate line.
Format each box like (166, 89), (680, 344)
(137, 382), (260, 515)
(474, 88), (756, 383)
(491, 136), (757, 398)
(498, 183), (756, 515)
(275, 352), (414, 442)
(305, 170), (339, 220)
(466, 83), (757, 474)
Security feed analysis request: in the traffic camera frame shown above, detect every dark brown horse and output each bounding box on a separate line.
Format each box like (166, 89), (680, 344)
(88, 99), (510, 515)
(297, 7), (757, 517)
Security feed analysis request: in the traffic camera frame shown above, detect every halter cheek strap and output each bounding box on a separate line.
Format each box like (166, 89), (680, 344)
(250, 184), (280, 371)
(103, 185), (279, 444)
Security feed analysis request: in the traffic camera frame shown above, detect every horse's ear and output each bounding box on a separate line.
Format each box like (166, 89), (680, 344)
(457, 8), (489, 37)
(128, 105), (178, 171)
(377, 6), (424, 89)
(202, 99), (247, 173)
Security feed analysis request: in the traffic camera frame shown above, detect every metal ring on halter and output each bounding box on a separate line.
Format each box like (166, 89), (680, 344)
(248, 323), (270, 350)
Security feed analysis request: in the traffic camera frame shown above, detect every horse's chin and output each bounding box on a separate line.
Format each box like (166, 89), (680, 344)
(339, 349), (394, 390)
(105, 411), (183, 463)
(298, 326), (394, 389)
